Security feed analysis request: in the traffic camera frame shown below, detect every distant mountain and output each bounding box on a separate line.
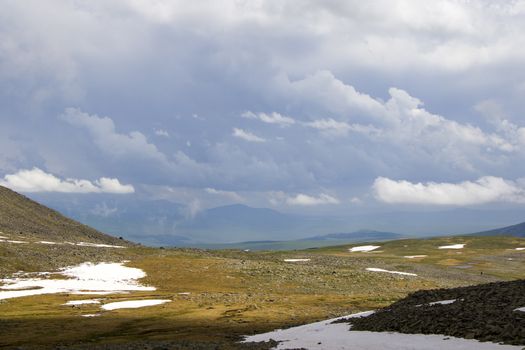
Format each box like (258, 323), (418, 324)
(0, 185), (127, 245)
(470, 221), (525, 237)
(25, 192), (525, 246)
(303, 229), (402, 242)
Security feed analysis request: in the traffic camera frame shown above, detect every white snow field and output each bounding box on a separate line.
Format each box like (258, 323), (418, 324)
(0, 262), (155, 300)
(349, 245), (380, 252)
(404, 255), (428, 259)
(366, 268), (417, 276)
(438, 244), (465, 249)
(284, 259), (311, 262)
(101, 299), (171, 311)
(243, 311), (522, 350)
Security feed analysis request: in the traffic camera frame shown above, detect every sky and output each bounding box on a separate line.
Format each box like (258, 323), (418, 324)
(1, 0), (525, 218)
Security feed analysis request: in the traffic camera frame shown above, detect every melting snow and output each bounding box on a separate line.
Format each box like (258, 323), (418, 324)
(350, 245), (381, 252)
(284, 259), (311, 262)
(0, 262), (155, 300)
(514, 307), (525, 312)
(366, 268), (417, 276)
(438, 244), (465, 249)
(429, 299), (457, 306)
(101, 299), (171, 311)
(404, 255), (428, 259)
(515, 248), (525, 251)
(243, 311), (522, 350)
(38, 241), (58, 245)
(0, 240), (28, 244)
(63, 299), (101, 306)
(81, 314), (101, 317)
(75, 242), (125, 248)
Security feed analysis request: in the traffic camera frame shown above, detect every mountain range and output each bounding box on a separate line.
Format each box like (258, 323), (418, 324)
(24, 191), (525, 246)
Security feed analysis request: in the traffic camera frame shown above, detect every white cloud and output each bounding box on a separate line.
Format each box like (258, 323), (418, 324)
(373, 176), (525, 205)
(286, 193), (340, 206)
(242, 111), (295, 127)
(154, 129), (169, 137)
(232, 128), (266, 142)
(61, 108), (169, 163)
(0, 168), (134, 194)
(205, 187), (243, 201)
(304, 118), (351, 136)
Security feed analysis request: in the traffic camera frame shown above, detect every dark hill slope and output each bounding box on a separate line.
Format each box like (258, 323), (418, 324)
(471, 221), (525, 238)
(0, 185), (127, 245)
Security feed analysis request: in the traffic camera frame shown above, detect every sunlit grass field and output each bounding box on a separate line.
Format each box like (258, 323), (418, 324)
(1, 235), (524, 348)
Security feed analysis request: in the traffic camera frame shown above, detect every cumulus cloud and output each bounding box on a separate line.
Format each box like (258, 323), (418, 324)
(60, 108), (169, 163)
(373, 176), (525, 205)
(242, 111), (295, 127)
(304, 118), (351, 136)
(286, 193), (340, 206)
(0, 168), (134, 194)
(205, 187), (243, 201)
(232, 128), (266, 142)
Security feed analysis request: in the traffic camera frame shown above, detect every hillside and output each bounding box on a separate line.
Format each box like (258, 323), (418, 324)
(471, 221), (525, 238)
(0, 185), (126, 245)
(0, 186), (132, 274)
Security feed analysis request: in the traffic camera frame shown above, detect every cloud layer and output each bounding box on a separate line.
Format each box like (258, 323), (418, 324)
(1, 1), (525, 214)
(373, 176), (525, 205)
(0, 168), (134, 194)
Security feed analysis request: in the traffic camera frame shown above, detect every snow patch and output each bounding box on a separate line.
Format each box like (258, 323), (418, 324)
(438, 244), (465, 249)
(81, 314), (101, 317)
(404, 255), (428, 259)
(0, 262), (154, 300)
(366, 268), (417, 276)
(284, 259), (311, 262)
(515, 247), (525, 251)
(63, 299), (101, 306)
(514, 307), (525, 312)
(75, 242), (125, 248)
(429, 299), (457, 306)
(350, 245), (380, 252)
(243, 311), (522, 350)
(101, 299), (171, 311)
(38, 241), (59, 245)
(0, 240), (29, 244)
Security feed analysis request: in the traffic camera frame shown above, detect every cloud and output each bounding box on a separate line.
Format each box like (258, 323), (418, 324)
(286, 193), (340, 206)
(205, 187), (243, 201)
(373, 176), (525, 205)
(154, 129), (169, 137)
(242, 111), (295, 127)
(60, 108), (169, 163)
(304, 118), (351, 136)
(0, 168), (134, 194)
(232, 128), (266, 142)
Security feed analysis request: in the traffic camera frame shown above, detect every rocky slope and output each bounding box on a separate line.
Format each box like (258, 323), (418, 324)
(346, 279), (525, 345)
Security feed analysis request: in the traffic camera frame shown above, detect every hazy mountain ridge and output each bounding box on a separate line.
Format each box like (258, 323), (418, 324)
(469, 221), (525, 238)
